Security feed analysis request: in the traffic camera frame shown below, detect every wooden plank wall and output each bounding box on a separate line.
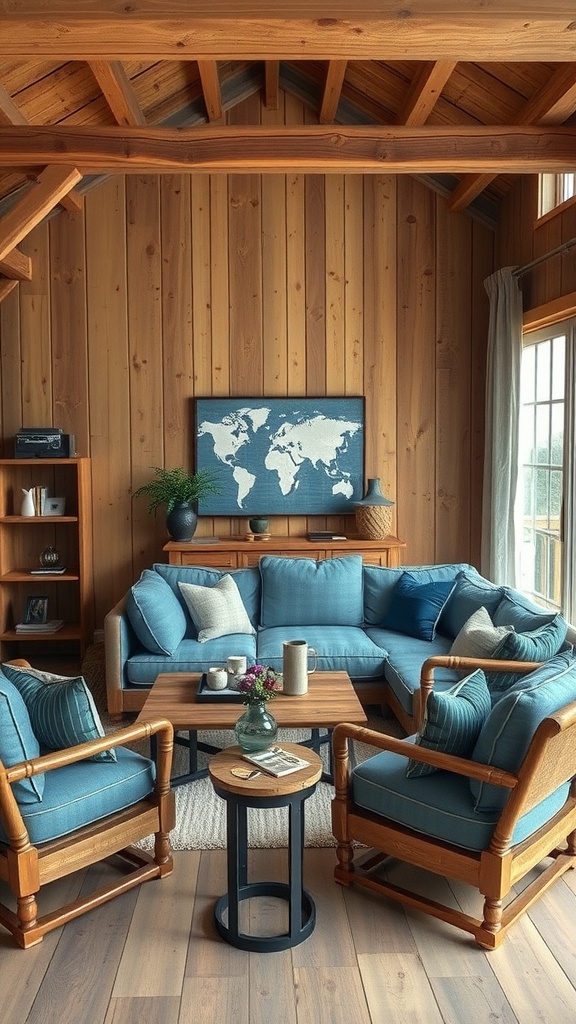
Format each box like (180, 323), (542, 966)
(0, 92), (494, 630)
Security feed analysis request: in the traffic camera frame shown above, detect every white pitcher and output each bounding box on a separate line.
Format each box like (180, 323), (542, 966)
(20, 488), (35, 516)
(282, 639), (317, 696)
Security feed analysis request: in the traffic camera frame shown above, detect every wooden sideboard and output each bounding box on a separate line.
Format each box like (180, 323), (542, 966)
(163, 535), (406, 568)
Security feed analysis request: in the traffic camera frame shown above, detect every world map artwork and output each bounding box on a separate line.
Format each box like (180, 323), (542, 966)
(195, 398), (365, 516)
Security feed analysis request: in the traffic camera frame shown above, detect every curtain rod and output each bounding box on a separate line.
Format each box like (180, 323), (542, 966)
(513, 236), (576, 278)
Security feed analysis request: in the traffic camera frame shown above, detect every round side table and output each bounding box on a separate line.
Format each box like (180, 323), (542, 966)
(208, 743), (323, 952)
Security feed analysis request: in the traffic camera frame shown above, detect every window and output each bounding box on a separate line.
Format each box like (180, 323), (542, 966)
(539, 173), (576, 217)
(518, 318), (576, 622)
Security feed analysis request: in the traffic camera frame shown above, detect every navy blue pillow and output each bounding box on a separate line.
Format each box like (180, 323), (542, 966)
(382, 572), (457, 641)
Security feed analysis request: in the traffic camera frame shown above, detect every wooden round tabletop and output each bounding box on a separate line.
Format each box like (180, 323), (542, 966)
(208, 743), (323, 798)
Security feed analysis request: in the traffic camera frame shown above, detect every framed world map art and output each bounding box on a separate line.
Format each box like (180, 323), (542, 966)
(194, 397), (365, 516)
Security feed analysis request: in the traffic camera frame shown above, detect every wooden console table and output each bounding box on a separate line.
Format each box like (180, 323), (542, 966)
(163, 535), (406, 568)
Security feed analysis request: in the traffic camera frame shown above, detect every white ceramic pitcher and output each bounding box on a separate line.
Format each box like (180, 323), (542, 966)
(282, 639), (317, 695)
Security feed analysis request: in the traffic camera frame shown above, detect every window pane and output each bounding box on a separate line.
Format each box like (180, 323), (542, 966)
(550, 469), (562, 524)
(536, 340), (551, 402)
(551, 403), (564, 465)
(535, 405), (550, 463)
(519, 405), (534, 464)
(552, 335), (565, 400)
(521, 343), (536, 402)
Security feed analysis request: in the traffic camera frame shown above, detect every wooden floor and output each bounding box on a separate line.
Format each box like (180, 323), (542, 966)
(1, 847), (576, 1024)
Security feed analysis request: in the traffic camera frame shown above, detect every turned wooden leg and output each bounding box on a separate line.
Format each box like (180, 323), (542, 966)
(480, 896), (503, 940)
(154, 831), (173, 874)
(334, 839), (354, 885)
(17, 893), (39, 935)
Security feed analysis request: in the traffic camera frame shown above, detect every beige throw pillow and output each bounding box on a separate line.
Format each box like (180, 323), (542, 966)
(178, 574), (256, 642)
(449, 606), (513, 659)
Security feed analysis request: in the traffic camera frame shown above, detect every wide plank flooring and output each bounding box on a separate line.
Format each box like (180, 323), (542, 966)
(1, 847), (576, 1024)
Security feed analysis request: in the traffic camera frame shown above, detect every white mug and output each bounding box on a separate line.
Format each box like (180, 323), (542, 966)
(207, 666), (228, 690)
(227, 655), (247, 681)
(282, 640), (317, 696)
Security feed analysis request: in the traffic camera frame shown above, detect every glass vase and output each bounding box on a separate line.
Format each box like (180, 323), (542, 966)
(234, 702), (278, 753)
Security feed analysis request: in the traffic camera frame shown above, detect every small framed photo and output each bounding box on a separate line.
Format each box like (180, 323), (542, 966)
(25, 595), (49, 625)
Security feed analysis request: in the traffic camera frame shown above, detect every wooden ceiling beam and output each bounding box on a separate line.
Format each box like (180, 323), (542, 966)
(397, 61), (457, 126)
(1, 125), (575, 175)
(0, 249), (32, 280)
(319, 61), (347, 124)
(88, 61), (147, 126)
(449, 63), (576, 211)
(0, 278), (19, 303)
(197, 61), (223, 122)
(264, 61), (280, 110)
(3, 3), (576, 62)
(0, 165), (82, 263)
(0, 85), (28, 126)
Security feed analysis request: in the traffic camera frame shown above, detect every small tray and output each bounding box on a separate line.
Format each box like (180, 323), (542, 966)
(195, 673), (245, 703)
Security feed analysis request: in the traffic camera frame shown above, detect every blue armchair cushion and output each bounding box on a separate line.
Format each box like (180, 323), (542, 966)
(487, 615), (569, 702)
(0, 671), (44, 803)
(406, 669), (491, 778)
(0, 748), (155, 846)
(438, 570), (504, 639)
(470, 650), (576, 812)
(259, 554), (364, 627)
(381, 572), (456, 641)
(1, 664), (116, 763)
(126, 568), (187, 655)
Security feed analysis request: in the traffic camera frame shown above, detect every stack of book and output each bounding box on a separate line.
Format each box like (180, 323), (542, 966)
(15, 620), (64, 634)
(307, 531), (347, 542)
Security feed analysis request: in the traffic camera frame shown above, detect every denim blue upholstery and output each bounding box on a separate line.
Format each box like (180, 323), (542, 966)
(381, 573), (456, 640)
(154, 563), (261, 629)
(438, 569), (504, 639)
(0, 671), (44, 803)
(363, 562), (469, 627)
(352, 744), (570, 852)
(492, 591), (559, 632)
(126, 568), (187, 655)
(0, 748), (156, 846)
(259, 554), (364, 627)
(257, 625), (387, 677)
(125, 635), (258, 686)
(406, 669), (491, 778)
(366, 628), (454, 714)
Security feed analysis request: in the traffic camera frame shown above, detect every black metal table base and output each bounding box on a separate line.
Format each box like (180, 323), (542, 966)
(213, 784), (317, 951)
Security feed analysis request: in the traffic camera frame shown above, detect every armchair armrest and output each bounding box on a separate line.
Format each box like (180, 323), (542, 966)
(332, 722), (518, 802)
(415, 655), (543, 730)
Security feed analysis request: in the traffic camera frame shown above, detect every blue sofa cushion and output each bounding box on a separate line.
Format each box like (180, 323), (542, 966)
(366, 628), (454, 716)
(126, 568), (187, 655)
(154, 563), (261, 629)
(362, 562), (471, 627)
(0, 670), (44, 803)
(406, 669), (491, 778)
(178, 574), (256, 642)
(125, 636), (258, 687)
(257, 625), (387, 677)
(259, 555), (364, 627)
(2, 664), (116, 763)
(487, 615), (569, 701)
(492, 590), (558, 632)
(0, 748), (156, 846)
(381, 572), (456, 641)
(353, 744), (569, 851)
(438, 569), (504, 639)
(470, 650), (576, 812)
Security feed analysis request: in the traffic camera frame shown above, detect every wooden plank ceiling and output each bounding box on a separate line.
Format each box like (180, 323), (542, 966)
(1, 2), (576, 290)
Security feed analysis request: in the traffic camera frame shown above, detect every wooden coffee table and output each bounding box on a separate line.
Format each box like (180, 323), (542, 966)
(136, 670), (367, 786)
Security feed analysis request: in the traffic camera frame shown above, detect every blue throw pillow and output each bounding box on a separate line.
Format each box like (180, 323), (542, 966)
(2, 664), (116, 763)
(492, 591), (558, 632)
(382, 572), (456, 641)
(470, 650), (576, 812)
(486, 615), (569, 702)
(0, 670), (44, 803)
(126, 568), (188, 655)
(438, 570), (504, 639)
(259, 554), (364, 627)
(406, 669), (491, 778)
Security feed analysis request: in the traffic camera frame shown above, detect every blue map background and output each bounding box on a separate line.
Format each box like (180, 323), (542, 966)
(195, 397), (364, 516)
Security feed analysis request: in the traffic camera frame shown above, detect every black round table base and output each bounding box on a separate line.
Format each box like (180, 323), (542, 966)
(214, 881), (316, 951)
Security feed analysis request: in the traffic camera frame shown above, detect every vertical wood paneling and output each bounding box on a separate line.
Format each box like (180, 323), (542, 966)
(396, 179), (436, 565)
(435, 201), (472, 563)
(49, 208), (89, 457)
(85, 176), (131, 624)
(0, 90), (500, 627)
(127, 174), (163, 575)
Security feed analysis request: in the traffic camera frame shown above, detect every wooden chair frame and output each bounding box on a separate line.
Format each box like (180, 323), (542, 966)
(332, 656), (576, 949)
(0, 716), (175, 948)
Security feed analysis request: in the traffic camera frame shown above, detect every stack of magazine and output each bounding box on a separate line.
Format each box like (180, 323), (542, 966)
(242, 745), (311, 777)
(15, 620), (64, 633)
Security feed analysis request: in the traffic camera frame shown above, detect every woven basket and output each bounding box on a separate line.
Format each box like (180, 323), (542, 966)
(355, 504), (393, 540)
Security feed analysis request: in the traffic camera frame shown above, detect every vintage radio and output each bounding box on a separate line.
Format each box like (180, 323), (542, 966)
(14, 428), (76, 459)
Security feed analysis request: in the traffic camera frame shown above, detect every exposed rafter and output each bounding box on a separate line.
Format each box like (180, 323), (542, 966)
(0, 165), (82, 263)
(397, 61), (457, 127)
(1, 125), (575, 176)
(0, 278), (19, 302)
(265, 61), (280, 110)
(319, 61), (347, 124)
(88, 61), (147, 127)
(197, 61), (223, 122)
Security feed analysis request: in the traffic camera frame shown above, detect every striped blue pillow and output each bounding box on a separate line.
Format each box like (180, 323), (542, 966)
(487, 615), (569, 702)
(406, 669), (491, 778)
(2, 664), (116, 763)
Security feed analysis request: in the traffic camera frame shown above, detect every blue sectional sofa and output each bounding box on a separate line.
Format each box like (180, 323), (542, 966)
(104, 554), (571, 728)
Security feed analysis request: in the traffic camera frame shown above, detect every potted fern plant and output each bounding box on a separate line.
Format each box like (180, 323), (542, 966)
(133, 466), (220, 541)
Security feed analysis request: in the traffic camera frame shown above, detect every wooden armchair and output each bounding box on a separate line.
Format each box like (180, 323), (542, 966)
(332, 654), (576, 949)
(0, 709), (175, 949)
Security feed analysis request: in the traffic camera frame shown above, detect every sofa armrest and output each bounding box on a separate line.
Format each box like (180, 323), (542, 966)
(104, 594), (134, 717)
(332, 721), (518, 802)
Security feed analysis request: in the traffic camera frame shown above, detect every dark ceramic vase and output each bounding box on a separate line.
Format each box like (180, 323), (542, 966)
(166, 502), (198, 542)
(249, 517), (269, 534)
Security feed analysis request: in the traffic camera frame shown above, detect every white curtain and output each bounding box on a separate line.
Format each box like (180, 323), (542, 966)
(481, 267), (523, 585)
